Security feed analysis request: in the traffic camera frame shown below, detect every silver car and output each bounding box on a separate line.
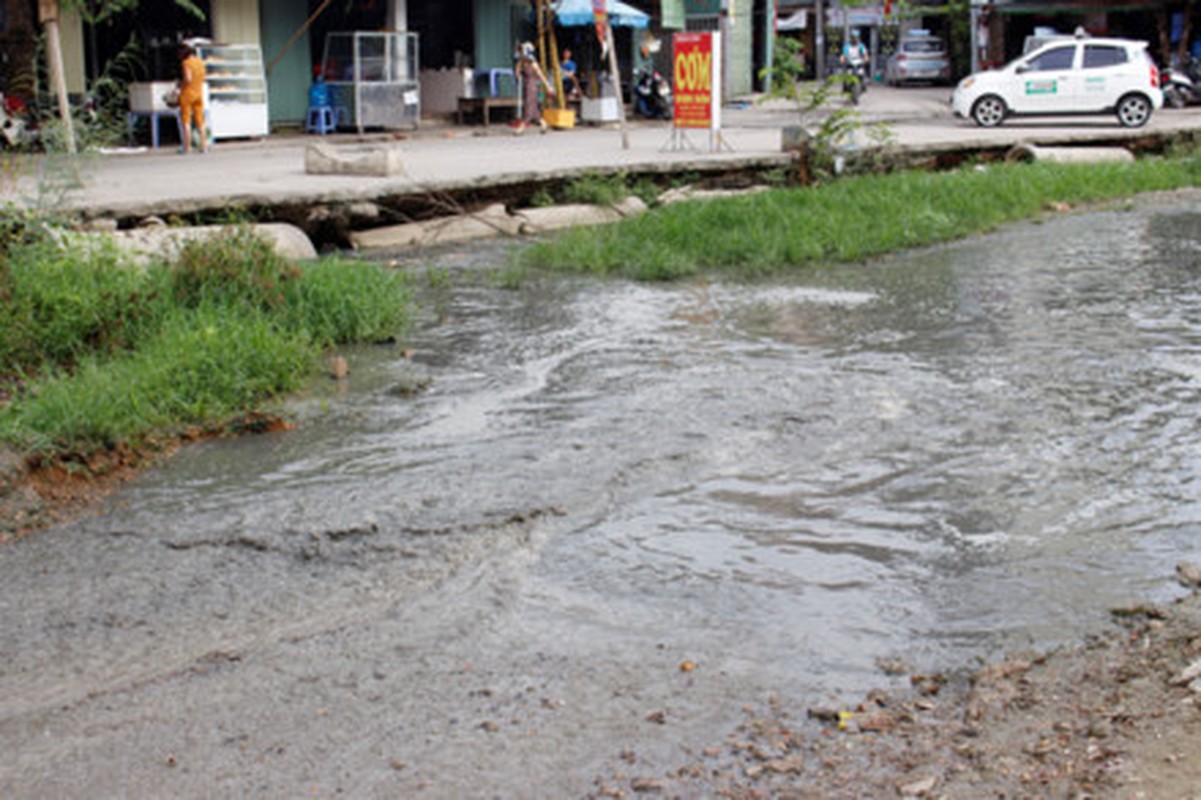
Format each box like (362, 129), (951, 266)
(885, 33), (951, 86)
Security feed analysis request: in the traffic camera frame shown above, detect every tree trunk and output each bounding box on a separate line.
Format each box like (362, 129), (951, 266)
(39, 0), (76, 154)
(1178, 0), (1195, 65)
(4, 0), (39, 100)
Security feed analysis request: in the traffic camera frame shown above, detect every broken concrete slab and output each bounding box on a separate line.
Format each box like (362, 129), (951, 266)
(78, 223), (318, 263)
(514, 196), (648, 234)
(658, 185), (770, 205)
(1005, 143), (1134, 164)
(350, 203), (521, 251)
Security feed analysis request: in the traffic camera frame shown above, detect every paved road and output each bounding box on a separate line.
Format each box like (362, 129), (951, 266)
(3, 87), (1199, 219)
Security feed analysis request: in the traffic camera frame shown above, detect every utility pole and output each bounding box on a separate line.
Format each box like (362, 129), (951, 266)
(719, 0), (731, 103)
(815, 0), (825, 79)
(39, 0), (76, 154)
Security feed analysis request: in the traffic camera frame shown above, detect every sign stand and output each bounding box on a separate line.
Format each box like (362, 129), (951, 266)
(669, 31), (730, 154)
(664, 127), (698, 152)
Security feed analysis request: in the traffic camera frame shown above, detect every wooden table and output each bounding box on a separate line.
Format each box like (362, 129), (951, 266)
(456, 96), (519, 127)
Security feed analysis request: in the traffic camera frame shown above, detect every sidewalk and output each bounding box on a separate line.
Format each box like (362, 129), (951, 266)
(4, 87), (1199, 220)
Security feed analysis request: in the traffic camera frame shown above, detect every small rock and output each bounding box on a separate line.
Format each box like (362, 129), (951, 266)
(876, 657), (911, 676)
(1176, 561), (1201, 588)
(1189, 678), (1201, 695)
(645, 709), (667, 725)
(1170, 658), (1201, 687)
(856, 712), (897, 733)
(346, 201), (383, 220)
(763, 754), (804, 774)
(630, 777), (665, 793)
(479, 720), (500, 733)
(81, 217), (119, 232)
(0, 446), (28, 486)
(898, 776), (937, 797)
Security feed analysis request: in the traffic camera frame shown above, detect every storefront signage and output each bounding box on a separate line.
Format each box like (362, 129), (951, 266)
(672, 32), (721, 131)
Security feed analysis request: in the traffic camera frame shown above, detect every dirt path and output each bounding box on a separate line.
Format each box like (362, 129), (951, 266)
(590, 571), (1201, 799)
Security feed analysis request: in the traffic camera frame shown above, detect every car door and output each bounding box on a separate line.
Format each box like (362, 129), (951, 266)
(1077, 43), (1131, 111)
(1008, 43), (1079, 114)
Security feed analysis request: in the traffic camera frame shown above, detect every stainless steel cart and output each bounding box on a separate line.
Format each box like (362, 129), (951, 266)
(321, 31), (420, 132)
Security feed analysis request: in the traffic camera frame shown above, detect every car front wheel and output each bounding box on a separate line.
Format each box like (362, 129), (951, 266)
(971, 95), (1006, 127)
(1116, 93), (1152, 127)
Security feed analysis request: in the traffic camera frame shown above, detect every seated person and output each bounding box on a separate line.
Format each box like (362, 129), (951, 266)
(561, 49), (581, 99)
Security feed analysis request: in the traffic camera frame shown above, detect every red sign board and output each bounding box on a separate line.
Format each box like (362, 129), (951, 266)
(672, 32), (715, 130)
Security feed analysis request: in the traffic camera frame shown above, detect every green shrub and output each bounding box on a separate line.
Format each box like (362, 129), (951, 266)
(170, 225), (302, 311)
(0, 227), (415, 460)
(283, 257), (412, 346)
(0, 236), (169, 375)
(561, 171), (636, 206)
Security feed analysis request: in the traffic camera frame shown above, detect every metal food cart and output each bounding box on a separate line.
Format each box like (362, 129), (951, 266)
(321, 31), (420, 131)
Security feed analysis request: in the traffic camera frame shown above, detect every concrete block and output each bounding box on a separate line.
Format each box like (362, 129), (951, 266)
(305, 141), (405, 177)
(91, 223), (318, 263)
(1005, 143), (1134, 164)
(350, 203), (520, 251)
(515, 196), (648, 234)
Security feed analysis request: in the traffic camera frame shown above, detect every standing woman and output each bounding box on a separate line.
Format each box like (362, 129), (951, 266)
(514, 41), (553, 134)
(178, 44), (208, 154)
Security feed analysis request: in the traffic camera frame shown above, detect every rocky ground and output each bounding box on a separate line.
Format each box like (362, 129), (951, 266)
(589, 565), (1201, 799)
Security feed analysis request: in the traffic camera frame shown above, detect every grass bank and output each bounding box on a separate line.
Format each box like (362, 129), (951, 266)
(0, 222), (412, 463)
(521, 154), (1201, 281)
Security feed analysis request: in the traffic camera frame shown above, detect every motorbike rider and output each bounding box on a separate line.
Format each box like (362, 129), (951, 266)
(839, 30), (869, 101)
(840, 30), (868, 72)
(634, 70), (670, 119)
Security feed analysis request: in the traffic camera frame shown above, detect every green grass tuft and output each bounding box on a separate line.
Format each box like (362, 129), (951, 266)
(1, 222), (413, 461)
(522, 155), (1201, 280)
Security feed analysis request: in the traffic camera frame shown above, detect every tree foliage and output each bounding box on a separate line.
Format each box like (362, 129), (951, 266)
(58, 0), (205, 25)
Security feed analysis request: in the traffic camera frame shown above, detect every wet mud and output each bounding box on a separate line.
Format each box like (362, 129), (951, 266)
(3, 197), (1201, 797)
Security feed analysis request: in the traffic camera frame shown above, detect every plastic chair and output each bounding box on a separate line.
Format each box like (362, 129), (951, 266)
(306, 105), (337, 135)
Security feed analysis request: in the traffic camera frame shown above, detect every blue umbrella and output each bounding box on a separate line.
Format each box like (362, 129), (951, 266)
(552, 0), (650, 28)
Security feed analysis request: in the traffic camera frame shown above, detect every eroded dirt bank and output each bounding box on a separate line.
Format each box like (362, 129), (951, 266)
(589, 576), (1201, 799)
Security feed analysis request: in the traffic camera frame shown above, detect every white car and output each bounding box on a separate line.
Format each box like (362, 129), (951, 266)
(952, 35), (1162, 128)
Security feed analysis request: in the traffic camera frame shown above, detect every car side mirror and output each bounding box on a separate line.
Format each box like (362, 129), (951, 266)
(1015, 64), (1030, 74)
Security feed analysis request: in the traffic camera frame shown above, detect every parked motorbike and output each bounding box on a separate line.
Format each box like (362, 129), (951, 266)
(633, 69), (672, 120)
(1163, 57), (1201, 108)
(0, 93), (30, 148)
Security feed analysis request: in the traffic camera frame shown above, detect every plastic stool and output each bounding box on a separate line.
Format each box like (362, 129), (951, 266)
(306, 105), (336, 135)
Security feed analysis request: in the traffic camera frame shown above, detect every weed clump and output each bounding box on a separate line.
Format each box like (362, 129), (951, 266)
(171, 226), (302, 311)
(0, 220), (412, 462)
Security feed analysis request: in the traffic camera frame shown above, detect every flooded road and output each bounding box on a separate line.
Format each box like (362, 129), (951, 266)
(3, 196), (1201, 797)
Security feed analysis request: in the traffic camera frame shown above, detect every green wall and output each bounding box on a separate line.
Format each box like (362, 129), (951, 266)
(260, 0), (311, 126)
(474, 0), (518, 69)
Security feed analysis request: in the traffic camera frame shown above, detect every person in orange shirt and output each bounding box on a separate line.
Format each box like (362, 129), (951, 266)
(178, 44), (208, 154)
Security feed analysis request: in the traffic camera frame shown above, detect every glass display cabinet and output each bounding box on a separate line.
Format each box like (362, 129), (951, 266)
(321, 32), (420, 131)
(195, 43), (269, 139)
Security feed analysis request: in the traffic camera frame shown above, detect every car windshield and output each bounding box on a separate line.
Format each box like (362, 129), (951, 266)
(1026, 45), (1076, 71)
(902, 40), (943, 54)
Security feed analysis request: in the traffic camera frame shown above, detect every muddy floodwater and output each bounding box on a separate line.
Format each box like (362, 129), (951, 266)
(3, 197), (1201, 797)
